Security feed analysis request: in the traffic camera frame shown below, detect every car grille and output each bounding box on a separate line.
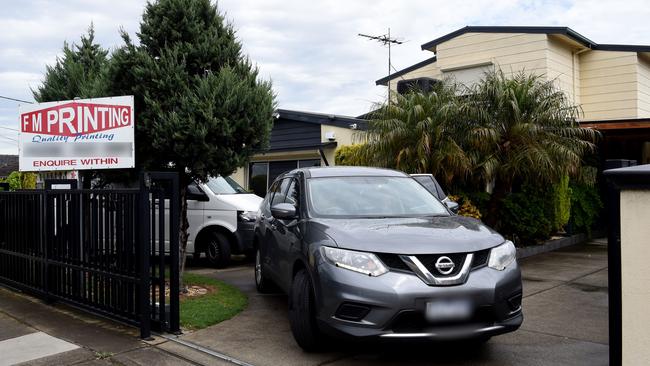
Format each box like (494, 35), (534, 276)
(375, 253), (411, 272)
(376, 248), (492, 276)
(417, 253), (467, 276)
(472, 249), (491, 269)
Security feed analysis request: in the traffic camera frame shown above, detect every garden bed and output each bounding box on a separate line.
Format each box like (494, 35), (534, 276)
(516, 233), (589, 259)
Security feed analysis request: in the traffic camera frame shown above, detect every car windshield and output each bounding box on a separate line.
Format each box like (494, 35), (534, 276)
(205, 176), (247, 194)
(307, 176), (449, 218)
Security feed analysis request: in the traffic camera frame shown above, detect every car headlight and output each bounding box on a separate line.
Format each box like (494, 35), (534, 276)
(321, 247), (388, 277)
(237, 210), (258, 222)
(488, 240), (516, 271)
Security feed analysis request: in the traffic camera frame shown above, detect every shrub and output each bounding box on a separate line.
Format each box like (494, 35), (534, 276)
(499, 186), (554, 246)
(552, 175), (572, 232)
(448, 194), (482, 220)
(459, 190), (490, 218)
(569, 182), (603, 235)
(335, 144), (369, 166)
(21, 172), (37, 189)
(4, 172), (37, 190)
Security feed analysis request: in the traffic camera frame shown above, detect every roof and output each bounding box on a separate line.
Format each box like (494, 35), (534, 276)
(276, 109), (368, 130)
(375, 56), (437, 86)
(420, 26), (598, 51)
(297, 166), (408, 178)
(377, 25), (650, 85)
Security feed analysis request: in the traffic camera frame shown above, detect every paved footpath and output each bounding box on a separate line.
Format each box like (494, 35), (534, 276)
(181, 239), (610, 366)
(0, 286), (231, 365)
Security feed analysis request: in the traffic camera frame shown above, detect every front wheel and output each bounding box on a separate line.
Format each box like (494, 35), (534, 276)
(204, 232), (231, 268)
(254, 248), (274, 293)
(289, 269), (325, 352)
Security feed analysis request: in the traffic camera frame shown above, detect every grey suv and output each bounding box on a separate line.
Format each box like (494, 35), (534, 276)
(253, 167), (522, 351)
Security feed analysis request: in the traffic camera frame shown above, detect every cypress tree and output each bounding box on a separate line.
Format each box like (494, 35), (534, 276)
(107, 0), (276, 284)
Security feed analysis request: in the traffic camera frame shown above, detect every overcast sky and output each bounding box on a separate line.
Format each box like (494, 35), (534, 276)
(1, 0), (649, 154)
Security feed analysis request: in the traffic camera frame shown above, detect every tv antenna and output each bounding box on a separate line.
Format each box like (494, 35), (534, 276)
(359, 28), (404, 104)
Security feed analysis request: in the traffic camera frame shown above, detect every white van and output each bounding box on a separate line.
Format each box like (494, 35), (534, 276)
(183, 176), (263, 267)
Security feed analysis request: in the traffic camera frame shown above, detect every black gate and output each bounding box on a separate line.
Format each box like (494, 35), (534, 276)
(0, 172), (180, 338)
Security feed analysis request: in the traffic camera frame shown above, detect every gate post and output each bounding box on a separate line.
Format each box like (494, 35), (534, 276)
(168, 173), (180, 334)
(138, 172), (152, 340)
(41, 189), (53, 303)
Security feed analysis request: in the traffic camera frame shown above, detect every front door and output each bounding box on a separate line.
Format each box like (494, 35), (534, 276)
(272, 178), (302, 285)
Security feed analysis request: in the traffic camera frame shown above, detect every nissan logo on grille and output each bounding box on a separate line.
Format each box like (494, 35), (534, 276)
(435, 256), (455, 275)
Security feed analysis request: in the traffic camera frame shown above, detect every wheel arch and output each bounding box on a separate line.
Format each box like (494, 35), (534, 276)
(195, 225), (237, 254)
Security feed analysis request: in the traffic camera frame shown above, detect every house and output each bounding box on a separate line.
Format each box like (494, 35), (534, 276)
(230, 109), (367, 196)
(376, 26), (650, 165)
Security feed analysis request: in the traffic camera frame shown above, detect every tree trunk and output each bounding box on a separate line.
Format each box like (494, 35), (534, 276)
(178, 174), (190, 294)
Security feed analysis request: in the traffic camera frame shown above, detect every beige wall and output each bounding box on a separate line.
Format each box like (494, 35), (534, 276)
(436, 32), (548, 78)
(394, 33), (573, 99)
(230, 167), (245, 187)
(620, 189), (650, 365)
(579, 50), (639, 120)
(388, 31), (650, 121)
(321, 124), (356, 167)
(637, 55), (650, 117)
(320, 124), (359, 147)
(547, 36), (580, 105)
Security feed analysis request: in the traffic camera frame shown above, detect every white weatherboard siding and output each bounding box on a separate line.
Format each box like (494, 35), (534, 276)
(394, 33), (578, 101)
(637, 55), (650, 117)
(620, 190), (650, 366)
(435, 33), (548, 78)
(547, 36), (580, 105)
(579, 51), (639, 120)
(0, 332), (79, 366)
(387, 31), (650, 122)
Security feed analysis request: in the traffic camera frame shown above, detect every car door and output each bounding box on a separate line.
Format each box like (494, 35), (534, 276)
(273, 177), (302, 286)
(261, 178), (291, 282)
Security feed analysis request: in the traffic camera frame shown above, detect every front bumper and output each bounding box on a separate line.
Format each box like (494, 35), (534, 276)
(313, 258), (523, 340)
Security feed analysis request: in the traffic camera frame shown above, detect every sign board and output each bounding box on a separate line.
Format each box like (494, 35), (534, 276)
(18, 96), (135, 171)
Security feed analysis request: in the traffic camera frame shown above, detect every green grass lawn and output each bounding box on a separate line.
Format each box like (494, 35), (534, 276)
(179, 272), (248, 330)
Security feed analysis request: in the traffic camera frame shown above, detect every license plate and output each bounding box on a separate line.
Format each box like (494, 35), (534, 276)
(425, 299), (472, 322)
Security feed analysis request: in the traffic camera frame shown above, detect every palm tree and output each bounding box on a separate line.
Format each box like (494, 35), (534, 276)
(358, 81), (471, 187)
(463, 70), (599, 226)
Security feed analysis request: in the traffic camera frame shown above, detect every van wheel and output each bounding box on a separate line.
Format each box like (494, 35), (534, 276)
(204, 232), (231, 268)
(289, 269), (325, 352)
(254, 248), (274, 293)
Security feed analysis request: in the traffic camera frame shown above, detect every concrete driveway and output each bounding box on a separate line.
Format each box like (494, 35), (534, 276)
(183, 240), (609, 366)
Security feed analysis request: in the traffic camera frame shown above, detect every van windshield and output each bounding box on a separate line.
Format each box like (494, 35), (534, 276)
(205, 176), (247, 194)
(307, 176), (449, 218)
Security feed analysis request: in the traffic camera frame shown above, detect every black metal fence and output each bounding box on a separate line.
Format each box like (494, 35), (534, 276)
(0, 172), (179, 339)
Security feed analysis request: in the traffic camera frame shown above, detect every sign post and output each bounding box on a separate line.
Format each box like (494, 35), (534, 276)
(18, 96), (135, 172)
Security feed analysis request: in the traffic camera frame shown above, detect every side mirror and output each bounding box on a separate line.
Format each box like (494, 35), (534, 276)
(445, 200), (459, 214)
(187, 185), (209, 201)
(271, 203), (297, 220)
